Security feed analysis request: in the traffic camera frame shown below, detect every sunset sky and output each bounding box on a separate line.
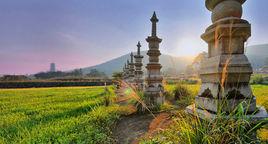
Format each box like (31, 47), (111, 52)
(0, 0), (268, 74)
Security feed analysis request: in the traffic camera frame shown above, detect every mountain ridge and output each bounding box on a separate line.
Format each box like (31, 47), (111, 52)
(81, 51), (194, 76)
(81, 44), (268, 76)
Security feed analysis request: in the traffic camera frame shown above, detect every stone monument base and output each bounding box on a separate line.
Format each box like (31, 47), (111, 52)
(145, 90), (165, 109)
(186, 104), (268, 121)
(195, 96), (257, 113)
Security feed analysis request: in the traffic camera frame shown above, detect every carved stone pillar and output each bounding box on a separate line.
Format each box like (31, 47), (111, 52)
(186, 0), (267, 120)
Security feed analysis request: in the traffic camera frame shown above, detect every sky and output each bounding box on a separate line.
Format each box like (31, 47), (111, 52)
(0, 0), (268, 75)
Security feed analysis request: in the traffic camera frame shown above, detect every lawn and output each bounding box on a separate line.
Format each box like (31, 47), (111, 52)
(0, 86), (123, 144)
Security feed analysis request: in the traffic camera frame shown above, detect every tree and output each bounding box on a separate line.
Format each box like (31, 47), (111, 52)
(87, 69), (107, 78)
(265, 57), (268, 66)
(34, 71), (66, 79)
(34, 69), (83, 79)
(68, 69), (83, 77)
(112, 72), (123, 80)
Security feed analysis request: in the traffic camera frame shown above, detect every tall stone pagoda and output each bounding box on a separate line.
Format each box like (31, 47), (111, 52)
(145, 12), (164, 107)
(122, 63), (127, 79)
(128, 53), (135, 83)
(124, 60), (130, 80)
(134, 41), (144, 90)
(187, 0), (267, 119)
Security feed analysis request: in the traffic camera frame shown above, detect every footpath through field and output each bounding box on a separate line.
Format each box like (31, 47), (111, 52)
(113, 82), (173, 144)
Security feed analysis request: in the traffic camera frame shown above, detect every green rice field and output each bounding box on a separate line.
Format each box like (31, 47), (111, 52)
(0, 84), (267, 143)
(0, 86), (122, 144)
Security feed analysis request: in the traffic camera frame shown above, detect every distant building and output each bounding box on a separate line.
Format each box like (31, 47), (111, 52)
(256, 66), (268, 74)
(50, 63), (56, 72)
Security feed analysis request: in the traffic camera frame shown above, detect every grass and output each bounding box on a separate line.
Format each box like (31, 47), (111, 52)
(165, 84), (267, 110)
(252, 85), (268, 110)
(1, 84), (267, 143)
(0, 86), (124, 144)
(142, 84), (268, 143)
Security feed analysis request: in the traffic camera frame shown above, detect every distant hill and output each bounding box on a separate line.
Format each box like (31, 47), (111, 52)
(81, 51), (193, 77)
(80, 44), (268, 77)
(184, 44), (268, 75)
(246, 44), (268, 69)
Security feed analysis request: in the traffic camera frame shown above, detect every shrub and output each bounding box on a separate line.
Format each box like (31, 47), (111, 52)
(166, 79), (199, 85)
(143, 84), (268, 143)
(251, 75), (264, 84)
(172, 84), (195, 108)
(173, 84), (191, 100)
(142, 104), (268, 144)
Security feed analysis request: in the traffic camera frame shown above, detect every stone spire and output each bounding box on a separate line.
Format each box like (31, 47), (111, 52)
(187, 0), (267, 120)
(145, 12), (164, 108)
(134, 41), (144, 91)
(151, 11), (158, 37)
(130, 52), (134, 63)
(137, 41), (141, 55)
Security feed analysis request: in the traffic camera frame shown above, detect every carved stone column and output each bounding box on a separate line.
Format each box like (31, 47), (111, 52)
(186, 0), (267, 119)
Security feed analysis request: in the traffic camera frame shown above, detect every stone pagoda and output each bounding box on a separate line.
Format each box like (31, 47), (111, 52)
(124, 60), (130, 80)
(187, 0), (267, 119)
(122, 63), (127, 79)
(145, 12), (164, 107)
(134, 41), (144, 91)
(128, 53), (135, 83)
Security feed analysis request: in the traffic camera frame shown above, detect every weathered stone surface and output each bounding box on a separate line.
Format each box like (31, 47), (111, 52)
(128, 53), (135, 83)
(145, 12), (164, 107)
(186, 104), (268, 121)
(205, 0), (246, 11)
(185, 0), (268, 126)
(212, 0), (242, 22)
(195, 96), (256, 113)
(134, 42), (144, 91)
(124, 60), (130, 80)
(186, 0), (266, 116)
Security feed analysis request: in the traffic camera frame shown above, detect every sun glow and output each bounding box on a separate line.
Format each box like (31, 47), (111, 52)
(172, 36), (207, 57)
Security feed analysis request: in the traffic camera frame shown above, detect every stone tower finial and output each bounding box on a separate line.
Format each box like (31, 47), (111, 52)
(150, 11), (159, 37)
(151, 11), (159, 22)
(130, 52), (134, 63)
(137, 41), (141, 55)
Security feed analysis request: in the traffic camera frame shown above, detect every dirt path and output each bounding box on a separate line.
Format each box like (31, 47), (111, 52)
(113, 84), (173, 144)
(113, 84), (154, 144)
(113, 114), (154, 144)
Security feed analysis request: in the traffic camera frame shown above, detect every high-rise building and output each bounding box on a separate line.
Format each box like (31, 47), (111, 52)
(50, 63), (56, 72)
